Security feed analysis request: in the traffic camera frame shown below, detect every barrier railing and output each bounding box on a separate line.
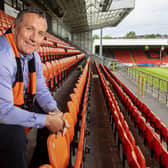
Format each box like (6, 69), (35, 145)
(127, 67), (168, 105)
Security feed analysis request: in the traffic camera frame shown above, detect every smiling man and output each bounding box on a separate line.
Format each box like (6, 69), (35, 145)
(0, 8), (68, 168)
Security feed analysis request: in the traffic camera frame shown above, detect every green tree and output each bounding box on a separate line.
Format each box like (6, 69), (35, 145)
(144, 34), (161, 38)
(93, 34), (100, 39)
(126, 31), (136, 38)
(103, 35), (113, 39)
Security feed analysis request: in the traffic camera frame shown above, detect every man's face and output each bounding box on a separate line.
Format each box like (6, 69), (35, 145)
(12, 12), (47, 55)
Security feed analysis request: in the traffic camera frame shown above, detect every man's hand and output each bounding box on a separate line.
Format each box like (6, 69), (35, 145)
(45, 113), (64, 133)
(45, 109), (69, 135)
(48, 109), (63, 118)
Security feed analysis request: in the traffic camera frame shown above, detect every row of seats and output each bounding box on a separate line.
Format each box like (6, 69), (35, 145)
(0, 10), (14, 34)
(38, 46), (81, 62)
(39, 58), (91, 168)
(42, 54), (85, 90)
(96, 61), (145, 168)
(102, 65), (168, 168)
(105, 65), (168, 149)
(112, 48), (168, 64)
(113, 50), (133, 63)
(74, 59), (91, 167)
(45, 32), (75, 50)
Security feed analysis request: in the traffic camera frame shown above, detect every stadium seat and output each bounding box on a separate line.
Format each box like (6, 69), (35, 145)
(137, 116), (146, 137)
(70, 93), (80, 115)
(67, 101), (77, 124)
(74, 150), (83, 168)
(129, 150), (141, 168)
(47, 133), (69, 168)
(63, 112), (75, 144)
(39, 164), (53, 168)
(126, 130), (135, 146)
(160, 146), (168, 168)
(134, 146), (146, 168)
(122, 134), (134, 166)
(154, 116), (162, 134)
(160, 123), (168, 145)
(151, 134), (162, 161)
(144, 124), (154, 149)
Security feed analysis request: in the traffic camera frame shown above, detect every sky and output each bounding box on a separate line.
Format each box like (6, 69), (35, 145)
(93, 0), (168, 37)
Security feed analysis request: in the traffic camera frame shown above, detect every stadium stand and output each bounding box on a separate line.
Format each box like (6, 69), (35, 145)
(102, 65), (168, 167)
(112, 48), (168, 65)
(1, 7), (168, 168)
(113, 49), (133, 63)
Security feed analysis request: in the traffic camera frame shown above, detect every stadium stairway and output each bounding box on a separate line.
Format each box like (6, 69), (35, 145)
(83, 61), (123, 168)
(129, 50), (136, 65)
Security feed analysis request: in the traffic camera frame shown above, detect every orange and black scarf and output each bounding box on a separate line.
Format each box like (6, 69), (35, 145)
(5, 28), (36, 133)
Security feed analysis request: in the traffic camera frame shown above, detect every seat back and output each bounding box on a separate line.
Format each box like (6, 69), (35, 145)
(47, 134), (69, 168)
(160, 146), (168, 168)
(39, 164), (53, 168)
(130, 150), (141, 168)
(134, 146), (146, 168)
(63, 112), (75, 144)
(144, 124), (154, 149)
(160, 123), (168, 143)
(67, 101), (77, 124)
(151, 134), (162, 161)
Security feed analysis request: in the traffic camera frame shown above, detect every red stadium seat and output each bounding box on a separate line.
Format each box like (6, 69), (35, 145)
(144, 124), (154, 149)
(151, 134), (162, 161)
(129, 150), (141, 168)
(160, 146), (168, 168)
(160, 123), (168, 144)
(134, 146), (146, 168)
(154, 116), (162, 134)
(122, 134), (134, 166)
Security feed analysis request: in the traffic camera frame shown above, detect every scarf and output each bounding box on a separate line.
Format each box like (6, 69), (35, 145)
(5, 28), (36, 134)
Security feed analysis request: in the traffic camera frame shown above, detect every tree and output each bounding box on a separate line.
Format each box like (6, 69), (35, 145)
(125, 31), (136, 38)
(103, 35), (113, 39)
(144, 34), (161, 38)
(93, 34), (100, 39)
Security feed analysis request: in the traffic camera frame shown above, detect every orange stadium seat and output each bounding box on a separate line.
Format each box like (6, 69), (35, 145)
(47, 133), (69, 168)
(67, 101), (77, 125)
(70, 93), (80, 115)
(63, 112), (75, 144)
(74, 150), (83, 168)
(39, 164), (53, 168)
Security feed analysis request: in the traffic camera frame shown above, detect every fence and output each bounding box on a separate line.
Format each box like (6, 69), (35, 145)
(127, 67), (168, 105)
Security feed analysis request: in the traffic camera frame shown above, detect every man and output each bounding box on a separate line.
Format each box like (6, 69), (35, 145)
(0, 8), (68, 168)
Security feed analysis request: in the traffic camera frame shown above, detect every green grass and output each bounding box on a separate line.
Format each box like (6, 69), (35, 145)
(136, 67), (168, 81)
(128, 67), (168, 92)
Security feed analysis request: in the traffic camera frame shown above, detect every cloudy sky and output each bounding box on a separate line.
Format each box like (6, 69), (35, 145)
(93, 0), (168, 37)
